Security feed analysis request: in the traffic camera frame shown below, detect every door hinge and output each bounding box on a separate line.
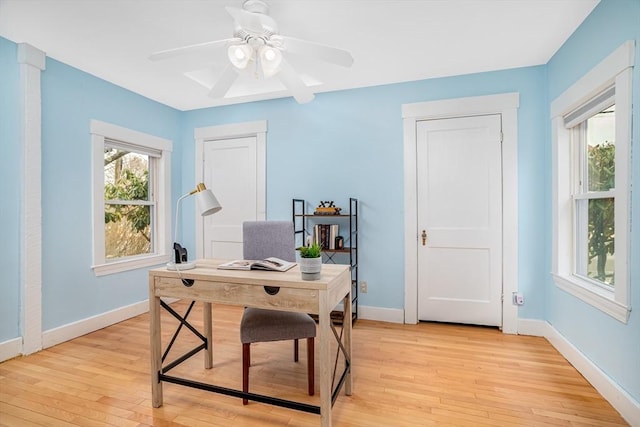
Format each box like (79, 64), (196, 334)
(500, 131), (504, 143)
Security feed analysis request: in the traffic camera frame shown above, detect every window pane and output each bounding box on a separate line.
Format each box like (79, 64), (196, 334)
(577, 197), (615, 286)
(104, 148), (150, 201)
(105, 204), (152, 259)
(586, 105), (615, 192)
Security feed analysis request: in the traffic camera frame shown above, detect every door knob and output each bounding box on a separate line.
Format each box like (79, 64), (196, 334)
(421, 230), (427, 246)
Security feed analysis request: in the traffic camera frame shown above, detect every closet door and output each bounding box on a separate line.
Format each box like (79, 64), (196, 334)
(417, 114), (503, 327)
(202, 136), (258, 259)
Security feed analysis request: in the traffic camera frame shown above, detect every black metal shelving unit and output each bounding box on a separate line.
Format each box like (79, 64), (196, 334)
(293, 198), (358, 324)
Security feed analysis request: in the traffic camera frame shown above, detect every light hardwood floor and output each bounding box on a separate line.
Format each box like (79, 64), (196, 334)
(0, 301), (629, 426)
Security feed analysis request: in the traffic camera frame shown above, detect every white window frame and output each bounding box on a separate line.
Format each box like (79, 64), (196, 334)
(551, 40), (634, 323)
(91, 120), (172, 276)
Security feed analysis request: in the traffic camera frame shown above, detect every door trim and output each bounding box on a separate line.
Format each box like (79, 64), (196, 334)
(402, 93), (519, 333)
(194, 120), (267, 258)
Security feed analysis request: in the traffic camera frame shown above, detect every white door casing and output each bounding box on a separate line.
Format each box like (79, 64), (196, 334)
(417, 115), (502, 326)
(403, 93), (519, 334)
(195, 121), (267, 260)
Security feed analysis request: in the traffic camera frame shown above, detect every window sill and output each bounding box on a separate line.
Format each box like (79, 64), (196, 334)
(93, 254), (169, 276)
(552, 273), (630, 323)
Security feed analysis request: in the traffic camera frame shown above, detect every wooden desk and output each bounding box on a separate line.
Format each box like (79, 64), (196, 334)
(149, 259), (352, 427)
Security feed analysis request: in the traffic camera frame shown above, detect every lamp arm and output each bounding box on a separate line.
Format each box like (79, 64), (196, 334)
(167, 184), (220, 273)
(173, 192), (192, 245)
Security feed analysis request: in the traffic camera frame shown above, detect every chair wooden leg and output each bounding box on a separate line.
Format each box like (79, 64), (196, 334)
(242, 343), (250, 405)
(307, 337), (314, 396)
(294, 338), (299, 362)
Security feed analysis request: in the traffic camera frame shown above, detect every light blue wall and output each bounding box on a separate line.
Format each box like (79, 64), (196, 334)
(180, 66), (549, 314)
(39, 58), (181, 330)
(546, 0), (640, 402)
(0, 0), (636, 406)
(0, 37), (21, 342)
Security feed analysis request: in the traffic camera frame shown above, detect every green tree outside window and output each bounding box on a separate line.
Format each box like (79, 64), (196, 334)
(104, 149), (152, 259)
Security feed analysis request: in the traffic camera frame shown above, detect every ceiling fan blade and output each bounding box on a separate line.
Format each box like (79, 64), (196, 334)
(277, 58), (315, 104)
(280, 36), (354, 68)
(150, 38), (240, 61)
(208, 64), (238, 98)
(225, 6), (277, 33)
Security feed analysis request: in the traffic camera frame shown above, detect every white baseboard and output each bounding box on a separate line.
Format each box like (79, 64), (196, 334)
(0, 337), (23, 363)
(518, 318), (640, 425)
(358, 305), (404, 323)
(517, 318), (548, 336)
(42, 300), (149, 349)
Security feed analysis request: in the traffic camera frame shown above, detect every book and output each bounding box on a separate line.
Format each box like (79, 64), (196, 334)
(329, 224), (338, 250)
(313, 224), (339, 250)
(217, 257), (296, 272)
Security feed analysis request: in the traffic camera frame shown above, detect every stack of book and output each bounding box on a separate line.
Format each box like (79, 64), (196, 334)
(313, 224), (339, 250)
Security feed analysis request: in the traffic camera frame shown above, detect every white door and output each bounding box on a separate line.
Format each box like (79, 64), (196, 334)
(202, 136), (258, 259)
(417, 114), (502, 326)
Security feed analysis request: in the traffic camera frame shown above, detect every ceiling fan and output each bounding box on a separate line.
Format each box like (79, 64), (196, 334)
(150, 0), (354, 103)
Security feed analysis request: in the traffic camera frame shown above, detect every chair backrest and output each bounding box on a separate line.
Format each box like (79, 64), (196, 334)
(242, 221), (296, 262)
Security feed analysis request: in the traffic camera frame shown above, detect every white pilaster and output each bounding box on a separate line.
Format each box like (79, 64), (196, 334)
(18, 43), (45, 355)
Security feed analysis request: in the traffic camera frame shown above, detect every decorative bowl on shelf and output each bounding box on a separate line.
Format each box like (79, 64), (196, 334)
(314, 200), (342, 215)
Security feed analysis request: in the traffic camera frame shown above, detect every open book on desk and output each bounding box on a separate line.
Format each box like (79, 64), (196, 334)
(217, 257), (296, 272)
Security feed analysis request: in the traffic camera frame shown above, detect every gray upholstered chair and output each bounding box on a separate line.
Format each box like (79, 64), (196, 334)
(240, 221), (316, 405)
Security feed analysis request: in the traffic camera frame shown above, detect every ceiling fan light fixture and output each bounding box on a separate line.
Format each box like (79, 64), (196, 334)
(152, 0), (354, 104)
(228, 44), (253, 69)
(259, 46), (282, 77)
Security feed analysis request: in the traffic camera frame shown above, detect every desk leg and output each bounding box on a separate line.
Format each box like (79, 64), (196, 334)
(343, 290), (352, 396)
(149, 278), (163, 407)
(319, 295), (332, 427)
(203, 302), (213, 369)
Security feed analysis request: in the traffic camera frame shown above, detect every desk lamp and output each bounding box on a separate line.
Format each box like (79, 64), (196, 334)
(167, 183), (221, 270)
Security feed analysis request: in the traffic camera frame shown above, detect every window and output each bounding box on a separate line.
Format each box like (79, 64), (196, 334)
(551, 41), (633, 323)
(104, 144), (154, 260)
(91, 120), (172, 276)
(573, 103), (616, 287)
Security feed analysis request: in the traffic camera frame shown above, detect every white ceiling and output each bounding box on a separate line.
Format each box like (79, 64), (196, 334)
(0, 0), (599, 111)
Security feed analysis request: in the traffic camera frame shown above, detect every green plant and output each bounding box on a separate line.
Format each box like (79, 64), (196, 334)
(299, 242), (322, 258)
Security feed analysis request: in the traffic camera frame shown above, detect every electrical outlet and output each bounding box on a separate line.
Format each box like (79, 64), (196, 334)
(512, 292), (524, 306)
(360, 281), (368, 293)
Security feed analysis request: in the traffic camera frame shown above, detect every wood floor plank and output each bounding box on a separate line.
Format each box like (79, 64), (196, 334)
(0, 412), (46, 427)
(0, 401), (78, 427)
(0, 301), (629, 426)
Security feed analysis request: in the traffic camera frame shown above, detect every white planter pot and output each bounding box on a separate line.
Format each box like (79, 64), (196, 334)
(299, 256), (322, 281)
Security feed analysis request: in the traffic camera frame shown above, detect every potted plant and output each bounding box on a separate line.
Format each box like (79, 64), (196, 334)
(298, 241), (322, 280)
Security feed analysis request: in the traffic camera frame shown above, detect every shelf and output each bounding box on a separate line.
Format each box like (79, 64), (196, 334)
(293, 198), (359, 324)
(294, 214), (352, 218)
(296, 247), (355, 253)
(323, 247), (355, 254)
(309, 310), (356, 326)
